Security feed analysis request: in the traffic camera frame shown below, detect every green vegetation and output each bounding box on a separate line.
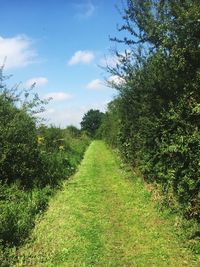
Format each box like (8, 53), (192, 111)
(99, 1), (200, 224)
(1, 1), (199, 265)
(0, 67), (90, 265)
(15, 141), (199, 266)
(81, 109), (104, 137)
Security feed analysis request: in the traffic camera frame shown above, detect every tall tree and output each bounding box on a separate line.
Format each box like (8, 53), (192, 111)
(81, 109), (104, 137)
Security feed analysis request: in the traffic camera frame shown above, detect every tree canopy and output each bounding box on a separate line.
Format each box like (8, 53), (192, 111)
(81, 109), (104, 137)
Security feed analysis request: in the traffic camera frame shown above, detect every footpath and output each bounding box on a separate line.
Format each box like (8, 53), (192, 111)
(16, 141), (199, 266)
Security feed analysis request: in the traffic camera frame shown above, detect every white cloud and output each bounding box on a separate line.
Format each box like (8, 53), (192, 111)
(0, 35), (37, 69)
(107, 75), (125, 87)
(38, 106), (85, 128)
(37, 102), (107, 128)
(68, 50), (94, 65)
(42, 108), (55, 115)
(25, 77), (48, 88)
(74, 1), (96, 19)
(86, 79), (105, 90)
(44, 92), (73, 102)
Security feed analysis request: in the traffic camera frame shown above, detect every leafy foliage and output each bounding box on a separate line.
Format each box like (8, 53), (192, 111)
(81, 109), (104, 137)
(100, 0), (200, 221)
(0, 68), (90, 263)
(15, 141), (200, 266)
(97, 99), (121, 147)
(0, 95), (43, 188)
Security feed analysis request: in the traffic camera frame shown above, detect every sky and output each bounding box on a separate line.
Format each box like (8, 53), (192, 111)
(0, 0), (126, 127)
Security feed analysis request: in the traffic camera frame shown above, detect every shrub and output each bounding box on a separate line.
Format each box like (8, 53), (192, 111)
(0, 182), (52, 247)
(101, 0), (200, 221)
(0, 95), (43, 188)
(0, 67), (91, 259)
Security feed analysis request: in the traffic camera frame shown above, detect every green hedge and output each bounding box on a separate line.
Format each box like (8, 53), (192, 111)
(99, 0), (200, 221)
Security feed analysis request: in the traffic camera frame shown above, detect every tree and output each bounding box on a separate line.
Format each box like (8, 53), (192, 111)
(81, 109), (104, 137)
(97, 99), (121, 147)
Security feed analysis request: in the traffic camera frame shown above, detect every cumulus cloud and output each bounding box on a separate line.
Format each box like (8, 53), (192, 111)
(86, 79), (105, 90)
(38, 106), (86, 128)
(37, 102), (107, 128)
(0, 35), (37, 69)
(68, 50), (94, 65)
(25, 77), (48, 88)
(42, 108), (55, 115)
(44, 92), (73, 102)
(107, 75), (125, 87)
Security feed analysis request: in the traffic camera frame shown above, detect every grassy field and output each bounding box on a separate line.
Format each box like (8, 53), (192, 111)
(15, 141), (199, 266)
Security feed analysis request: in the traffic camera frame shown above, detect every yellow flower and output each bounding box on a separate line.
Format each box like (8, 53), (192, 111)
(59, 145), (64, 151)
(37, 136), (44, 144)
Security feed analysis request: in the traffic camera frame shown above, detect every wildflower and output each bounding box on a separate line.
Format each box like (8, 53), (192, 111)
(37, 136), (44, 144)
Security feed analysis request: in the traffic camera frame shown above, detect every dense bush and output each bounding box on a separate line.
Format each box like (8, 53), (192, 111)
(0, 95), (43, 188)
(100, 0), (200, 220)
(0, 183), (52, 246)
(0, 68), (90, 263)
(37, 125), (90, 187)
(0, 125), (90, 250)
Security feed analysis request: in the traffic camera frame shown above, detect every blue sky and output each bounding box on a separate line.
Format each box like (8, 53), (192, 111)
(0, 0), (126, 127)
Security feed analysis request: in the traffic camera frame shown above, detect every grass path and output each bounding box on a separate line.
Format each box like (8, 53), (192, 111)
(16, 141), (199, 266)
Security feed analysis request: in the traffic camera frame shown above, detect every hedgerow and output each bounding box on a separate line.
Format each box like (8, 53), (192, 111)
(100, 0), (200, 221)
(0, 67), (90, 264)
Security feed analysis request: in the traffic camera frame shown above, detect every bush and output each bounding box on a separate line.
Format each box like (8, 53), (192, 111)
(0, 95), (43, 188)
(0, 67), (91, 260)
(37, 126), (90, 187)
(101, 0), (200, 221)
(0, 182), (52, 247)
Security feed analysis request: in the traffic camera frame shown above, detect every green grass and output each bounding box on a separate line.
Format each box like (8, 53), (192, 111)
(15, 141), (199, 266)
